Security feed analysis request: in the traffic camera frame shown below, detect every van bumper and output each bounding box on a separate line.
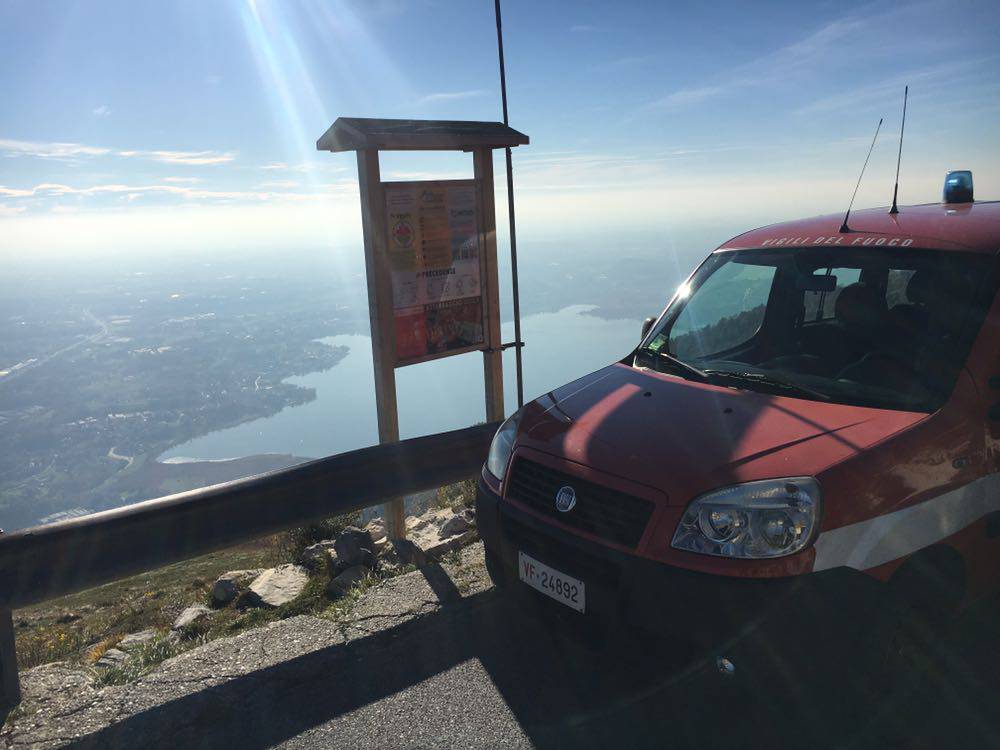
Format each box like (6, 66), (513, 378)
(476, 473), (883, 652)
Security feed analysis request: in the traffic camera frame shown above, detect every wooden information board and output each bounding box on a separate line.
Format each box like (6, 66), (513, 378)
(317, 117), (529, 539)
(383, 180), (487, 366)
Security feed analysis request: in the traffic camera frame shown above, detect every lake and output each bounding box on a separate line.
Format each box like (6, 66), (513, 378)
(161, 304), (643, 462)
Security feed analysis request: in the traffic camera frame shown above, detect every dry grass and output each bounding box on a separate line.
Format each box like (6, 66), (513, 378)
(12, 507), (466, 685)
(83, 635), (122, 666)
(435, 477), (476, 511)
(14, 538), (277, 670)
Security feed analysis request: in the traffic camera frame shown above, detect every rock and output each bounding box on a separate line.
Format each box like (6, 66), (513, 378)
(247, 564), (309, 608)
(96, 648), (128, 668)
(55, 611), (81, 624)
(323, 550), (344, 575)
(334, 527), (376, 569)
(408, 508), (478, 558)
(379, 538), (428, 572)
(406, 514), (427, 531)
(172, 604), (213, 631)
(364, 518), (385, 539)
(118, 629), (157, 651)
(440, 512), (472, 538)
(211, 569), (264, 605)
(365, 518), (389, 553)
(299, 541), (337, 569)
(326, 565), (370, 598)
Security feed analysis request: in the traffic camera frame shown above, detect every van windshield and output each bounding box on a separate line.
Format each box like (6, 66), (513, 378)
(637, 247), (997, 412)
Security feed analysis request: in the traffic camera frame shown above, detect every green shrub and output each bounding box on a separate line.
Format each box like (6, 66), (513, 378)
(94, 636), (191, 687)
(267, 511), (362, 566)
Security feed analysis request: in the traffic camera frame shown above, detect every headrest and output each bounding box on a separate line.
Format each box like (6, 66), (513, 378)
(835, 282), (887, 331)
(906, 270), (933, 304)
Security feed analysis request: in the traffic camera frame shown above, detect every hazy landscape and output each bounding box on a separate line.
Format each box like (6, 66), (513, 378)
(0, 236), (712, 531)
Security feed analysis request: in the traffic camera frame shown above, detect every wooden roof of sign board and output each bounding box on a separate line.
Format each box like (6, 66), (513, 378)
(316, 117), (529, 152)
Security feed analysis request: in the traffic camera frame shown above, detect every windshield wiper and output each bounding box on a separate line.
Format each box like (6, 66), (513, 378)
(636, 346), (710, 382)
(703, 370), (831, 401)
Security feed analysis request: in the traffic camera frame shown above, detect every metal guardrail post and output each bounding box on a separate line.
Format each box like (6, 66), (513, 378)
(0, 532), (20, 714)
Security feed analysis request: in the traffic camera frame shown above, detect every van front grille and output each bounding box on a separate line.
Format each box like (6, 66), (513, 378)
(505, 458), (654, 549)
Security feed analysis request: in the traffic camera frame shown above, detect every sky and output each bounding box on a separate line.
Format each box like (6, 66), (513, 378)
(1, 0), (998, 259)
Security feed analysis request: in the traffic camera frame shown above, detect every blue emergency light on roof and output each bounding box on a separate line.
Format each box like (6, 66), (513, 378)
(944, 170), (974, 204)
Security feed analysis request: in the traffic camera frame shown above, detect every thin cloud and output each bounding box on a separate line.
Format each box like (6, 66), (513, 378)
(650, 86), (725, 110)
(92, 105), (111, 118)
(162, 176), (202, 184)
(416, 89), (487, 105)
(0, 138), (112, 160)
(642, 7), (915, 112)
(2, 182), (243, 199)
(0, 138), (236, 166)
(0, 186), (36, 197)
(594, 54), (656, 71)
(259, 161), (332, 173)
(118, 149), (236, 166)
(0, 180), (359, 209)
(793, 57), (995, 116)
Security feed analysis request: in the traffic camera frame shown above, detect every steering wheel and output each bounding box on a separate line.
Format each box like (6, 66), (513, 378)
(836, 351), (921, 390)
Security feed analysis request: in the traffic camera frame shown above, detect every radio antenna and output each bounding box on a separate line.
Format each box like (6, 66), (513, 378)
(840, 117), (883, 233)
(889, 86), (908, 215)
(494, 0), (525, 408)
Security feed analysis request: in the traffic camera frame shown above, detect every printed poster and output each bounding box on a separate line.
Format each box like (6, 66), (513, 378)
(384, 181), (485, 364)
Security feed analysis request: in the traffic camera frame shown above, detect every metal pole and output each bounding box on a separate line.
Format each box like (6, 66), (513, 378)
(494, 0), (524, 409)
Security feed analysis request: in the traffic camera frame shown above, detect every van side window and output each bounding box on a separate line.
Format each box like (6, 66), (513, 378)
(668, 262), (776, 359)
(802, 267), (862, 322)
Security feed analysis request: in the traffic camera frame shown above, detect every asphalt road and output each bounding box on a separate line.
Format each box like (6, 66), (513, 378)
(9, 544), (1000, 749)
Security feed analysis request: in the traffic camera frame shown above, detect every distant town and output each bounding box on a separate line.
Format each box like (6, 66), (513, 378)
(0, 257), (370, 530)
(0, 240), (696, 531)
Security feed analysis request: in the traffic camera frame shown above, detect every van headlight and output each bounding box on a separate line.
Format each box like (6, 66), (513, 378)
(671, 478), (820, 559)
(485, 411), (522, 481)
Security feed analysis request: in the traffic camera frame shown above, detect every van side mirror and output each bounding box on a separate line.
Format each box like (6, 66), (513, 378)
(641, 317), (656, 340)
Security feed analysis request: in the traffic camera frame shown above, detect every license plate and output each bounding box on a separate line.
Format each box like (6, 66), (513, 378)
(518, 551), (586, 612)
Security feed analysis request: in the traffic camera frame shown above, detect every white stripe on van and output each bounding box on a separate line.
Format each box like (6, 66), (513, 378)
(811, 473), (1000, 572)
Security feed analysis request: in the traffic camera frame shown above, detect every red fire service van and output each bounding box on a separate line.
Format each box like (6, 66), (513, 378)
(477, 172), (1000, 667)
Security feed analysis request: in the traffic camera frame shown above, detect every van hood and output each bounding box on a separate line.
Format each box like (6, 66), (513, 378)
(515, 363), (926, 505)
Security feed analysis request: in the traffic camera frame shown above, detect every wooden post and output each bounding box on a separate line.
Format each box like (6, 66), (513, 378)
(0, 609), (17, 714)
(474, 148), (505, 423)
(0, 532), (19, 714)
(356, 149), (406, 539)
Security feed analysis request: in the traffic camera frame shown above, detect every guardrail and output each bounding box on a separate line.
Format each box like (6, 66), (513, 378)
(0, 421), (499, 711)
